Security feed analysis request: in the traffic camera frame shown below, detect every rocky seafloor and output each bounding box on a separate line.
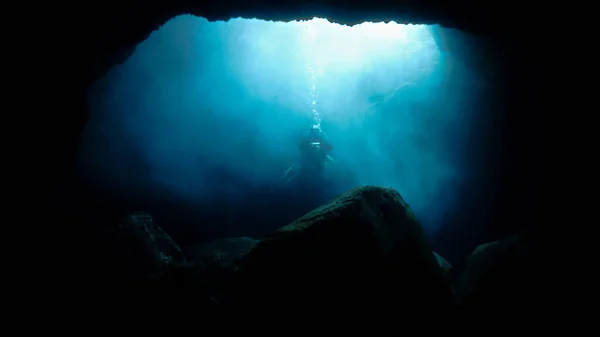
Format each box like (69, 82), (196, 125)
(94, 185), (542, 318)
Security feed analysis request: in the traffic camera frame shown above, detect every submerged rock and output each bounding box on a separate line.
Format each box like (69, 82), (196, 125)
(112, 211), (186, 279)
(184, 237), (258, 270)
(434, 251), (452, 277)
(233, 185), (455, 312)
(457, 233), (541, 310)
(163, 237), (261, 305)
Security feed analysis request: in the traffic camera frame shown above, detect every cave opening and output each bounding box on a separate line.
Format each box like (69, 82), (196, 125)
(74, 15), (504, 266)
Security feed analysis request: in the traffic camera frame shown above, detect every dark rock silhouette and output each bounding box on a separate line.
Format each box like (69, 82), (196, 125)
(79, 184), (545, 320)
(456, 232), (543, 311)
(107, 211), (186, 280)
(434, 251), (452, 277)
(184, 237), (258, 269)
(232, 185), (455, 312)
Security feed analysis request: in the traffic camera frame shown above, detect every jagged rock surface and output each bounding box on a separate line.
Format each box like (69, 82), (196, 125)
(434, 251), (452, 277)
(144, 237), (258, 305)
(110, 211), (186, 279)
(233, 185), (455, 312)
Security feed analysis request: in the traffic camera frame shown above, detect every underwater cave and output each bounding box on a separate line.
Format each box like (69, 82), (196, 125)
(74, 16), (505, 265)
(36, 0), (546, 316)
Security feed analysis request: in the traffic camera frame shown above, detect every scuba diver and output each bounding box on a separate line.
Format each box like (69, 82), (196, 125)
(281, 125), (335, 187)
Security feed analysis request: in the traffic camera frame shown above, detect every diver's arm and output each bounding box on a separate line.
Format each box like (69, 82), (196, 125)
(326, 155), (335, 164)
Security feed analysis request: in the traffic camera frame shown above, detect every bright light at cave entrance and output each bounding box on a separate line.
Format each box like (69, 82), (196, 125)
(222, 17), (439, 126)
(259, 18), (434, 68)
(298, 18), (429, 74)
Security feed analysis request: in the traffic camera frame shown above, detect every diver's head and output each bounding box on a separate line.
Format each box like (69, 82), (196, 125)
(310, 124), (321, 134)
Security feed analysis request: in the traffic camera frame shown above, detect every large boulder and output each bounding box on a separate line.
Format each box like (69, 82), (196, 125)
(233, 186), (455, 312)
(456, 232), (542, 310)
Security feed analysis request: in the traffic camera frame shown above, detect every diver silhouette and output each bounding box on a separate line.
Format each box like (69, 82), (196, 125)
(281, 125), (335, 187)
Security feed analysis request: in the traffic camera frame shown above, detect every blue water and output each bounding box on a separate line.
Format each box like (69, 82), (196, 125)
(78, 16), (487, 240)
